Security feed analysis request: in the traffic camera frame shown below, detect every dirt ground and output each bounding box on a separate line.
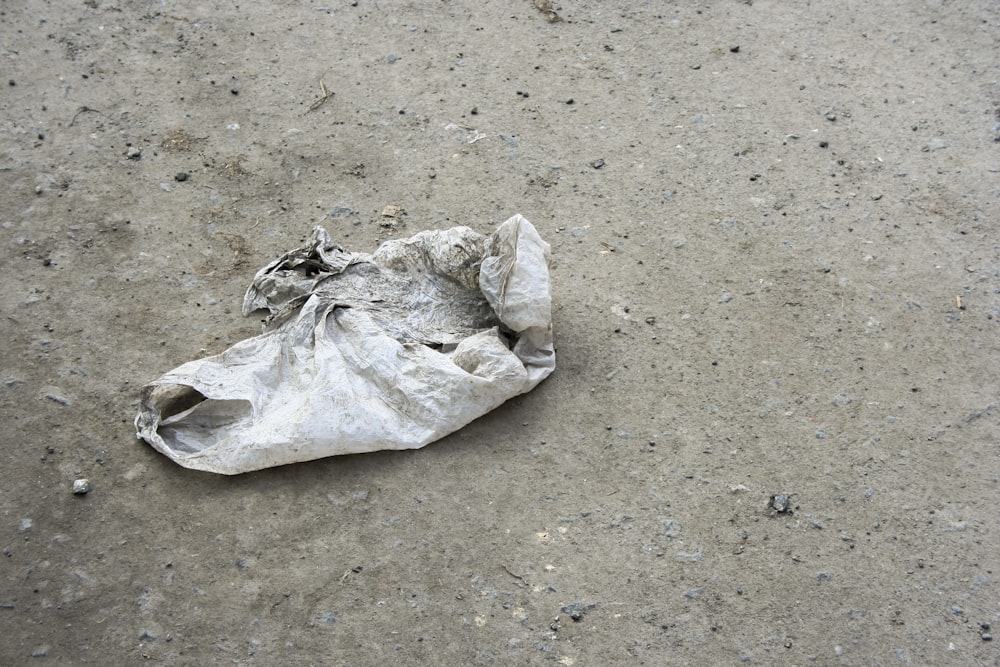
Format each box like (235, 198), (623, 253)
(2, 0), (998, 664)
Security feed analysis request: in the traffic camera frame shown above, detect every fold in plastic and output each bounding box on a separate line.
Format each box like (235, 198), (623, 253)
(135, 214), (555, 474)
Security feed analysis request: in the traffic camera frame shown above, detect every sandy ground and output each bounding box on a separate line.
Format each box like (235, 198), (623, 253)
(2, 0), (999, 664)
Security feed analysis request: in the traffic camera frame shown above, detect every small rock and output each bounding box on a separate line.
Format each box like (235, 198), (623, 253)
(31, 645), (49, 657)
(769, 495), (792, 514)
(560, 602), (596, 621)
(729, 45), (740, 53)
(385, 53), (399, 64)
(19, 519), (33, 531)
(72, 479), (91, 495)
(825, 107), (837, 121)
(44, 392), (70, 406)
(126, 146), (141, 160)
(329, 205), (356, 218)
(174, 172), (189, 182)
(590, 158), (606, 169)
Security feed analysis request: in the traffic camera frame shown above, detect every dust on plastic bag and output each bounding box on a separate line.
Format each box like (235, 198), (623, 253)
(134, 214), (554, 474)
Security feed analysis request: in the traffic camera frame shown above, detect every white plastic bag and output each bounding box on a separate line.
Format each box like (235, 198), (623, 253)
(135, 214), (554, 474)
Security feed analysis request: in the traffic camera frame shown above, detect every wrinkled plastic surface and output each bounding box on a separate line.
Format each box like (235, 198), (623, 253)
(135, 214), (554, 474)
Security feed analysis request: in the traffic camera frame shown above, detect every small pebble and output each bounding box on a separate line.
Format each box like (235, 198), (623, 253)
(174, 172), (189, 182)
(770, 495), (792, 513)
(126, 146), (141, 160)
(560, 602), (595, 621)
(72, 478), (91, 495)
(729, 45), (740, 53)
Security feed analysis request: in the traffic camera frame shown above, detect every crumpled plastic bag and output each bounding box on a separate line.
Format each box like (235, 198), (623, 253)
(135, 214), (554, 474)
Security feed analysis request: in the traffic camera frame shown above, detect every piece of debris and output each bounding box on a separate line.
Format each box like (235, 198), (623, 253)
(307, 79), (335, 112)
(135, 215), (555, 474)
(922, 137), (950, 152)
(380, 205), (406, 227)
(534, 0), (563, 22)
(72, 478), (92, 495)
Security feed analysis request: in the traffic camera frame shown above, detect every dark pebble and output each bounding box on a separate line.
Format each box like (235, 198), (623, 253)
(566, 98), (574, 105)
(174, 172), (189, 182)
(819, 141), (829, 148)
(470, 106), (478, 115)
(230, 88), (239, 95)
(560, 602), (596, 621)
(729, 45), (740, 53)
